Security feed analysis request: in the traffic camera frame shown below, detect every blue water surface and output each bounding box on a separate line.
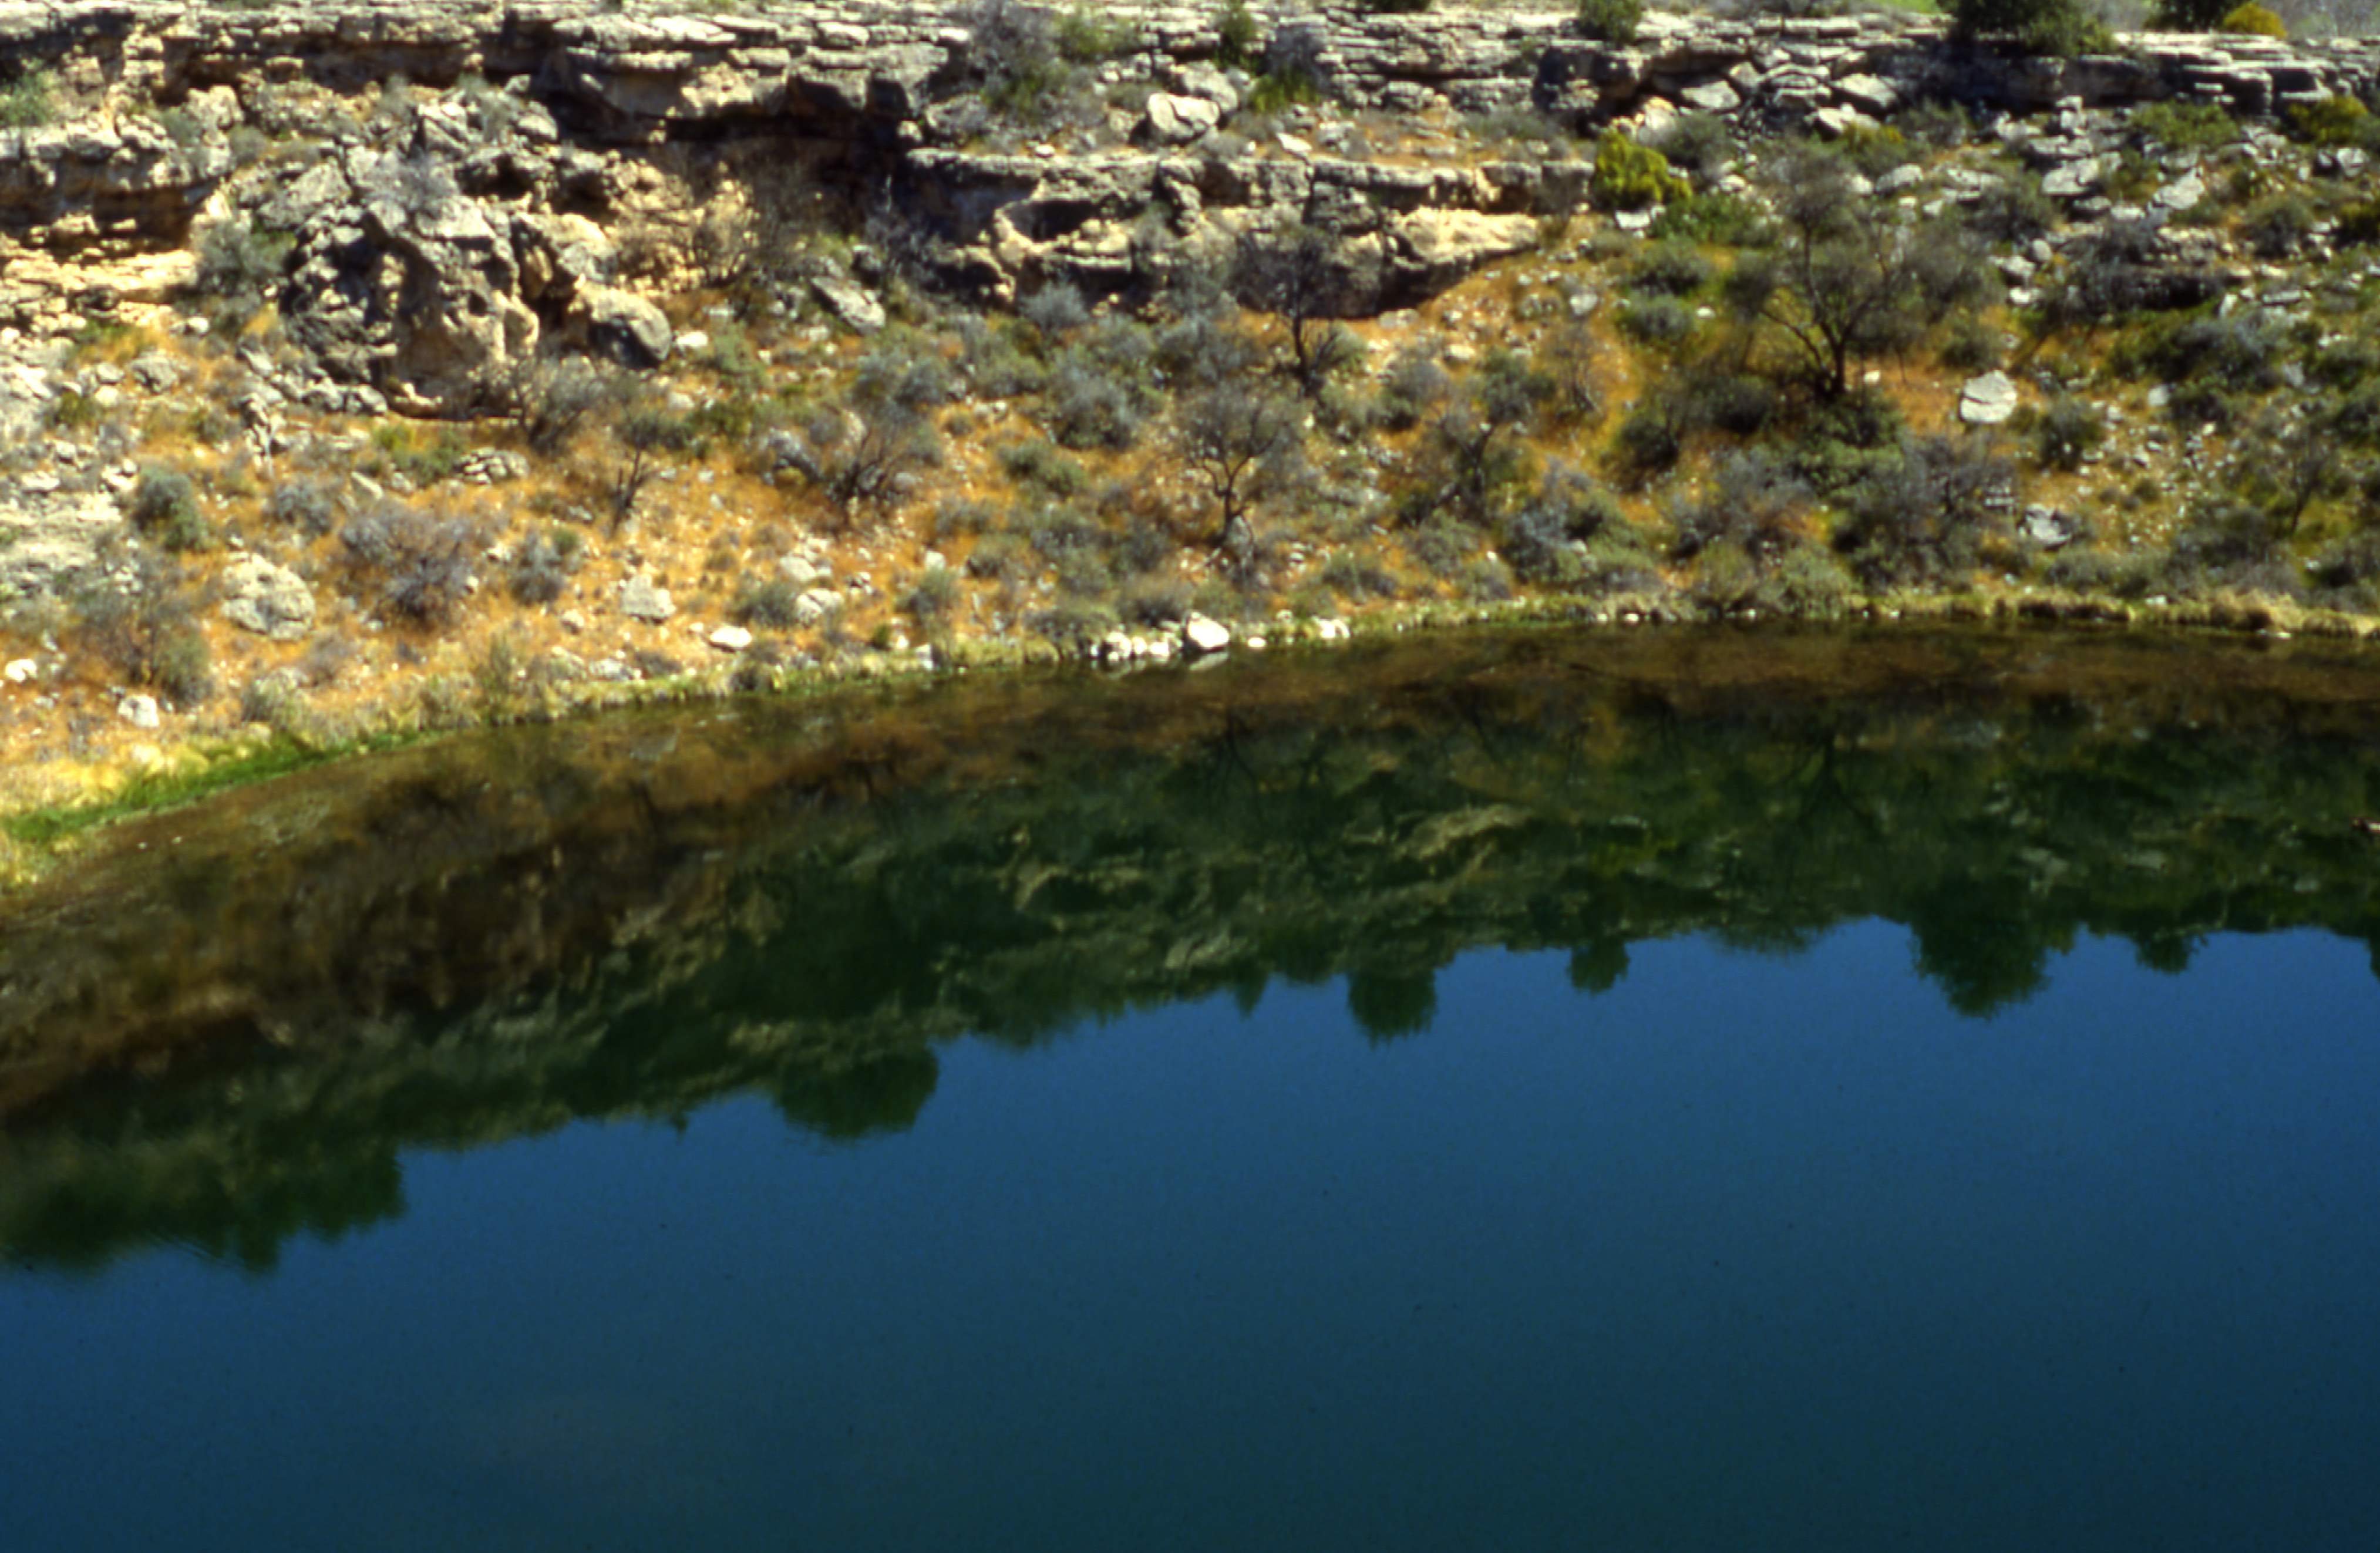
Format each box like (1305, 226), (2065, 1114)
(5, 922), (2378, 1552)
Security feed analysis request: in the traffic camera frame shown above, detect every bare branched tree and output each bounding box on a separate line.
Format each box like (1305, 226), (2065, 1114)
(1231, 225), (1369, 397)
(1176, 384), (1303, 556)
(1725, 147), (1991, 399)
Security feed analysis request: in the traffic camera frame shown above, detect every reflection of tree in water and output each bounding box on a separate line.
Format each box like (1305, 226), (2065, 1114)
(1567, 940), (1630, 996)
(1346, 968), (1438, 1042)
(773, 1050), (938, 1142)
(10, 627), (2380, 1269)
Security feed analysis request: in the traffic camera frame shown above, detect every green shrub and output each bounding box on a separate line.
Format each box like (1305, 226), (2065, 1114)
(2133, 101), (2238, 153)
(2033, 396), (2105, 471)
(2218, 2), (2285, 35)
(340, 502), (477, 626)
(1615, 295), (1696, 346)
(2288, 94), (2368, 147)
(1589, 129), (1686, 213)
(154, 628), (214, 707)
(1000, 437), (1090, 497)
(268, 478), (339, 537)
(970, 0), (1083, 127)
(1573, 525), (1666, 597)
(1838, 126), (1916, 179)
(731, 577), (804, 629)
(1691, 371), (1778, 436)
(1938, 314), (2005, 373)
(1627, 240), (1714, 298)
(1649, 192), (1764, 247)
(1615, 397), (1688, 474)
(46, 390), (104, 432)
(1964, 174), (2058, 245)
(904, 564), (961, 623)
(1214, 0), (1260, 71)
(72, 557), (208, 703)
(190, 218), (289, 333)
(1752, 545), (1857, 620)
(1952, 0), (2107, 55)
(507, 531), (576, 605)
(129, 466), (210, 551)
(1669, 452), (1812, 566)
(1834, 434), (2014, 588)
(0, 66), (55, 129)
(1246, 69), (1319, 116)
(2338, 199), (2380, 246)
(2046, 547), (2163, 598)
(1053, 5), (1138, 62)
(1028, 597), (1117, 651)
(1576, 0), (1642, 44)
(2242, 193), (2314, 259)
(967, 532), (1033, 581)
(1319, 548), (1401, 601)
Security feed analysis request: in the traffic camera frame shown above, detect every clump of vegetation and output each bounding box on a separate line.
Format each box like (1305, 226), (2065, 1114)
(507, 529), (580, 605)
(188, 217), (289, 335)
(0, 65), (56, 129)
(2132, 101), (2238, 153)
(2032, 397), (2105, 472)
(2218, 3), (2286, 35)
(127, 467), (210, 553)
(73, 556), (213, 708)
(267, 479), (340, 537)
(1214, 0), (1260, 71)
(340, 502), (478, 626)
(1834, 436), (2013, 589)
(2287, 93), (2368, 147)
(1589, 130), (1686, 212)
(1248, 23), (1328, 114)
(1952, 0), (2107, 55)
(1576, 0), (1642, 43)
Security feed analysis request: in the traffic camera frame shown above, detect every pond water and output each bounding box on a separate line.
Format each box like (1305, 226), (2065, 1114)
(4, 628), (2379, 1550)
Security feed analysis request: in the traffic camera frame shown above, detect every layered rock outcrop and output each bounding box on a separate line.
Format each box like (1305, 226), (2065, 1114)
(5, 2), (2377, 415)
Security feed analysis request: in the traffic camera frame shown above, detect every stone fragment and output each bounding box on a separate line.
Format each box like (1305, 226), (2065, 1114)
(2041, 159), (2106, 200)
(1141, 92), (1220, 146)
(2021, 505), (2079, 549)
(1182, 614), (1232, 656)
(575, 285), (674, 368)
(1812, 106), (1876, 139)
(1960, 371), (2020, 426)
(619, 577), (675, 622)
(708, 625), (753, 652)
(217, 555), (316, 642)
(1834, 75), (1900, 117)
(1678, 80), (1741, 114)
(119, 695), (160, 730)
(811, 275), (886, 334)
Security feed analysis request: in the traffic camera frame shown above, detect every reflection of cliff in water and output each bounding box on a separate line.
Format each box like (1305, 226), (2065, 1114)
(8, 625), (2380, 1270)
